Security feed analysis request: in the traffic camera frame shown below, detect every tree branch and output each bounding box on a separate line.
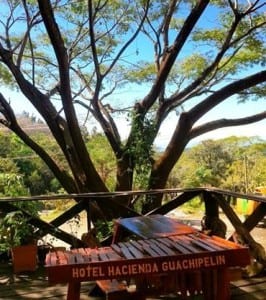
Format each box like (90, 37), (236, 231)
(140, 0), (210, 113)
(0, 41), (64, 140)
(38, 0), (107, 191)
(157, 1), (265, 125)
(102, 1), (150, 78)
(159, 8), (243, 120)
(149, 70), (266, 190)
(73, 67), (122, 155)
(0, 41), (95, 191)
(188, 70), (266, 124)
(0, 93), (77, 192)
(190, 111), (266, 139)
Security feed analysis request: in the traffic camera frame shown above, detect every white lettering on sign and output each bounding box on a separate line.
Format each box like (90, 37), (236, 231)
(72, 266), (105, 278)
(161, 255), (226, 271)
(71, 255), (226, 279)
(108, 262), (158, 276)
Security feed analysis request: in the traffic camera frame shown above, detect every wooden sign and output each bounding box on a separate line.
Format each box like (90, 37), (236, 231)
(70, 253), (227, 280)
(46, 235), (250, 284)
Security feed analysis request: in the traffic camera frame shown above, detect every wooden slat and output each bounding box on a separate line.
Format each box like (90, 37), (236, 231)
(63, 251), (76, 264)
(137, 239), (153, 247)
(72, 252), (85, 264)
(171, 235), (200, 253)
(151, 239), (176, 255)
(190, 238), (221, 252)
(120, 245), (135, 259)
(98, 250), (110, 261)
(164, 237), (192, 254)
(136, 239), (165, 256)
(144, 239), (169, 256)
(45, 251), (52, 265)
(57, 251), (69, 265)
(106, 248), (123, 261)
(142, 244), (160, 257)
(189, 234), (226, 251)
(111, 243), (122, 255)
(94, 247), (111, 261)
(75, 248), (91, 262)
(89, 249), (100, 262)
(127, 245), (145, 259)
(129, 240), (147, 252)
(46, 252), (59, 266)
(157, 237), (178, 249)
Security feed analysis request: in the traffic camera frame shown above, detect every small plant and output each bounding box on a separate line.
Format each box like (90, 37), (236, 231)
(94, 219), (113, 241)
(0, 210), (39, 272)
(0, 211), (36, 252)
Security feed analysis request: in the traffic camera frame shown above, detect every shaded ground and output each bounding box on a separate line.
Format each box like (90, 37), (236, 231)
(0, 263), (266, 299)
(1, 209), (264, 299)
(1, 210), (266, 300)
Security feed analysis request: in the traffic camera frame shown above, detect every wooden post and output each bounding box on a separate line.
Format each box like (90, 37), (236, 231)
(217, 268), (230, 300)
(67, 281), (81, 300)
(228, 202), (266, 241)
(203, 191), (219, 218)
(201, 192), (227, 238)
(216, 194), (266, 265)
(86, 202), (91, 232)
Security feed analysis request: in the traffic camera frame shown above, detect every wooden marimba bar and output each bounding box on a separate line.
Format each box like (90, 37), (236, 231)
(46, 232), (250, 300)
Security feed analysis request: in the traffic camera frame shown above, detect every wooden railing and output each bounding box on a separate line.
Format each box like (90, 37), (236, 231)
(0, 187), (265, 267)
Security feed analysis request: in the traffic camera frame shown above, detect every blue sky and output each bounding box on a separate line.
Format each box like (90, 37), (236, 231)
(1, 1), (265, 149)
(2, 85), (265, 150)
(156, 102), (266, 148)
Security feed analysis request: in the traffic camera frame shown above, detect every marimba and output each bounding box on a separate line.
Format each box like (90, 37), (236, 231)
(46, 231), (250, 300)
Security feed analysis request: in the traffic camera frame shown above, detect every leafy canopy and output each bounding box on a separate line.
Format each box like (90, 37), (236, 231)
(0, 1), (265, 215)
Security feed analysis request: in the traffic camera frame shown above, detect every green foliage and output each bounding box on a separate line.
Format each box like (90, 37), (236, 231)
(171, 136), (266, 192)
(0, 173), (28, 197)
(192, 140), (233, 184)
(128, 113), (156, 189)
(94, 220), (113, 241)
(13, 200), (40, 217)
(126, 62), (156, 84)
(191, 9), (266, 81)
(168, 156), (199, 188)
(0, 211), (36, 251)
(178, 54), (209, 80)
(42, 196), (75, 217)
(192, 28), (226, 48)
(86, 133), (116, 190)
(0, 0), (265, 219)
(0, 124), (63, 196)
(238, 83), (266, 102)
(182, 197), (204, 214)
(0, 132), (14, 158)
(0, 64), (14, 87)
(172, 139), (235, 188)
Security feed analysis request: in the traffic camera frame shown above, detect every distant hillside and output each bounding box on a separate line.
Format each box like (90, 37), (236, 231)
(0, 112), (51, 135)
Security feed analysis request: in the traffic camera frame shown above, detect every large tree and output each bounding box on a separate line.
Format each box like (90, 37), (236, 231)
(0, 0), (265, 217)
